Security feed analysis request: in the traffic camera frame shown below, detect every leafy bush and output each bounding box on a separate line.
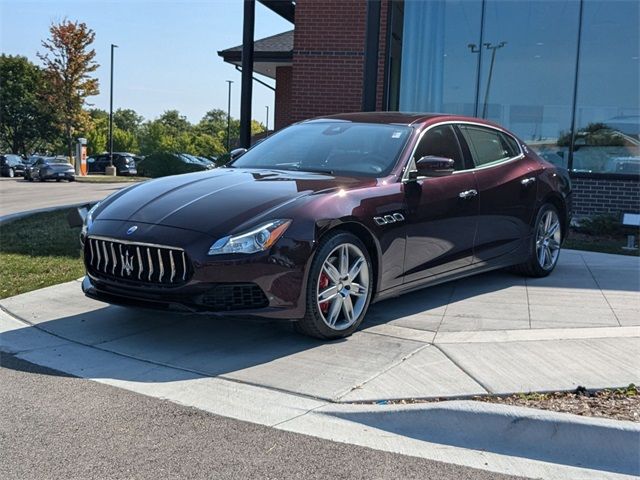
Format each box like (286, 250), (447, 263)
(574, 214), (625, 236)
(137, 152), (207, 178)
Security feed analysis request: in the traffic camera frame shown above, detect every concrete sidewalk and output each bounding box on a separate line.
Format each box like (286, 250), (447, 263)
(1, 249), (639, 479)
(1, 249), (637, 401)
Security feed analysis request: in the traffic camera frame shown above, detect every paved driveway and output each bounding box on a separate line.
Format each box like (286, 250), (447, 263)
(1, 249), (638, 402)
(0, 177), (125, 218)
(2, 249), (638, 480)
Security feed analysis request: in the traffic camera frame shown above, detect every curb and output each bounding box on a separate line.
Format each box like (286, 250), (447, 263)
(303, 400), (640, 477)
(0, 202), (92, 226)
(1, 304), (638, 479)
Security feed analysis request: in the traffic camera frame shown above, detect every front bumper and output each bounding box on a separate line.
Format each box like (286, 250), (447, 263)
(81, 221), (312, 319)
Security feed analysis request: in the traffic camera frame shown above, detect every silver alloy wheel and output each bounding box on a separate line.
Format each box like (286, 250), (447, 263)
(536, 209), (561, 270)
(317, 243), (370, 331)
(8, 168), (14, 178)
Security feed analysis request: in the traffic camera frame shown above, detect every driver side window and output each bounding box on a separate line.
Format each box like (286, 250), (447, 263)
(414, 125), (465, 171)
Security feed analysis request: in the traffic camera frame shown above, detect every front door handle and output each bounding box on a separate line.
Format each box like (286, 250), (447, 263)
(458, 189), (478, 199)
(521, 177), (536, 186)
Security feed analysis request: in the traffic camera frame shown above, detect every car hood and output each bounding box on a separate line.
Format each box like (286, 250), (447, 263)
(96, 168), (374, 237)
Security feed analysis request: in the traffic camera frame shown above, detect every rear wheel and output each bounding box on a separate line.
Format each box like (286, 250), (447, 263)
(296, 231), (373, 339)
(514, 203), (562, 277)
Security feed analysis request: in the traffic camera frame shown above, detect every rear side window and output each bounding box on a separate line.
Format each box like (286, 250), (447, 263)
(460, 126), (520, 167)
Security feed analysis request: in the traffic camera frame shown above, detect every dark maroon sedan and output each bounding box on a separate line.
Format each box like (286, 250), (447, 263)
(81, 113), (571, 339)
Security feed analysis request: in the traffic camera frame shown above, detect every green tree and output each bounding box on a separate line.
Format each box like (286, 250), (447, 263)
(157, 110), (191, 135)
(197, 109), (265, 152)
(85, 116), (107, 155)
(112, 128), (139, 153)
(0, 55), (58, 155)
(113, 108), (143, 134)
(38, 19), (99, 160)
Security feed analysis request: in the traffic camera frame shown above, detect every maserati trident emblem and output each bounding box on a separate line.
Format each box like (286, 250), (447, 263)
(126, 225), (138, 235)
(122, 250), (134, 276)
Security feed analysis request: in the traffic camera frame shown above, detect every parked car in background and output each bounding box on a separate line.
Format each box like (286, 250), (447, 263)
(87, 152), (140, 175)
(604, 156), (640, 175)
(180, 154), (215, 169)
(29, 157), (75, 182)
(0, 154), (27, 178)
(23, 156), (44, 181)
(81, 112), (572, 339)
(137, 152), (211, 178)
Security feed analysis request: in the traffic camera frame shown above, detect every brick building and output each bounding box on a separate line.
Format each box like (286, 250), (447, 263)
(219, 0), (639, 217)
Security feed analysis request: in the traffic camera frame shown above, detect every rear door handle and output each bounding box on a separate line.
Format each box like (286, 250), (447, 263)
(458, 189), (478, 199)
(521, 177), (536, 186)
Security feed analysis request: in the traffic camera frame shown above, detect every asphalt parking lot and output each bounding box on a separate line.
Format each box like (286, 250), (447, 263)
(0, 177), (124, 218)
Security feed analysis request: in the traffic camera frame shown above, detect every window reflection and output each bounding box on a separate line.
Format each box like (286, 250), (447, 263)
(389, 0), (640, 176)
(398, 0), (482, 116)
(573, 0), (640, 174)
(478, 0), (579, 168)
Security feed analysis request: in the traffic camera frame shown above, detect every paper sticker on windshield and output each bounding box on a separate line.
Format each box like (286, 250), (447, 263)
(391, 131), (403, 139)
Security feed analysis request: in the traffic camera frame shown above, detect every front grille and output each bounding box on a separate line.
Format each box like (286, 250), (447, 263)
(201, 283), (269, 311)
(85, 237), (190, 286)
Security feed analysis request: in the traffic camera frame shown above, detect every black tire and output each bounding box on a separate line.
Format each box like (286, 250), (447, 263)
(68, 177), (75, 182)
(513, 203), (562, 278)
(295, 231), (373, 340)
(28, 176), (33, 182)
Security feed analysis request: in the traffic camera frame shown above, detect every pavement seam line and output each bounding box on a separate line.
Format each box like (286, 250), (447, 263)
(579, 253), (623, 327)
(524, 277), (532, 329)
(433, 325), (640, 344)
(270, 401), (331, 428)
(333, 343), (432, 401)
(432, 343), (493, 394)
(431, 282), (457, 344)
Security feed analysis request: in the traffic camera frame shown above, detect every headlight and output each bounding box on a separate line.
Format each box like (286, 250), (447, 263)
(208, 219), (291, 255)
(81, 201), (101, 237)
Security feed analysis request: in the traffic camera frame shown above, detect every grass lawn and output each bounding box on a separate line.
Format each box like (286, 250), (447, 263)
(0, 209), (85, 299)
(75, 175), (148, 183)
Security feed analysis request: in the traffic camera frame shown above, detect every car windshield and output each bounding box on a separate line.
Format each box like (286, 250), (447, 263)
(231, 122), (412, 177)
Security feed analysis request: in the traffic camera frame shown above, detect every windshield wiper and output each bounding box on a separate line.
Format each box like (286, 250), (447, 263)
(297, 167), (334, 175)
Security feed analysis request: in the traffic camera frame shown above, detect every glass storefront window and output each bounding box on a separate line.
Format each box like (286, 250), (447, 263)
(479, 0), (579, 169)
(388, 0), (639, 176)
(572, 0), (640, 175)
(398, 0), (482, 116)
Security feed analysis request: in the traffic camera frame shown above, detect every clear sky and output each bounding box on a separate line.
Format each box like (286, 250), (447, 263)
(0, 0), (292, 126)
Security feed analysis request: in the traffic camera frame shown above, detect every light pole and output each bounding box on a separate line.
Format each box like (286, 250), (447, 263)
(108, 44), (118, 174)
(265, 105), (269, 136)
(226, 80), (233, 151)
(481, 41), (506, 119)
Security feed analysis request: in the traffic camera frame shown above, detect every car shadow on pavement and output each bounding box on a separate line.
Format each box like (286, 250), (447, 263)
(322, 406), (640, 476)
(1, 306), (333, 385)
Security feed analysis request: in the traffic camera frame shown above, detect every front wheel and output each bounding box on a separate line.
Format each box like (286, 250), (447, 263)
(515, 204), (562, 277)
(8, 168), (14, 178)
(296, 231), (373, 339)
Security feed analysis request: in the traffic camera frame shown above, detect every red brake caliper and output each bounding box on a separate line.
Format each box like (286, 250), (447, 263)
(318, 271), (330, 314)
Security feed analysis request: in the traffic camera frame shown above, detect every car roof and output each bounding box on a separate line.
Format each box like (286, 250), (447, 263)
(304, 111), (501, 128)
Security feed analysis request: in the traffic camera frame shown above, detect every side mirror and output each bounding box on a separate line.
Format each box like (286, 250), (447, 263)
(410, 156), (455, 179)
(229, 148), (247, 160)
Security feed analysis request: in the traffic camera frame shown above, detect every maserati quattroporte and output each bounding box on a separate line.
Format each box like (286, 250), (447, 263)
(81, 113), (571, 339)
